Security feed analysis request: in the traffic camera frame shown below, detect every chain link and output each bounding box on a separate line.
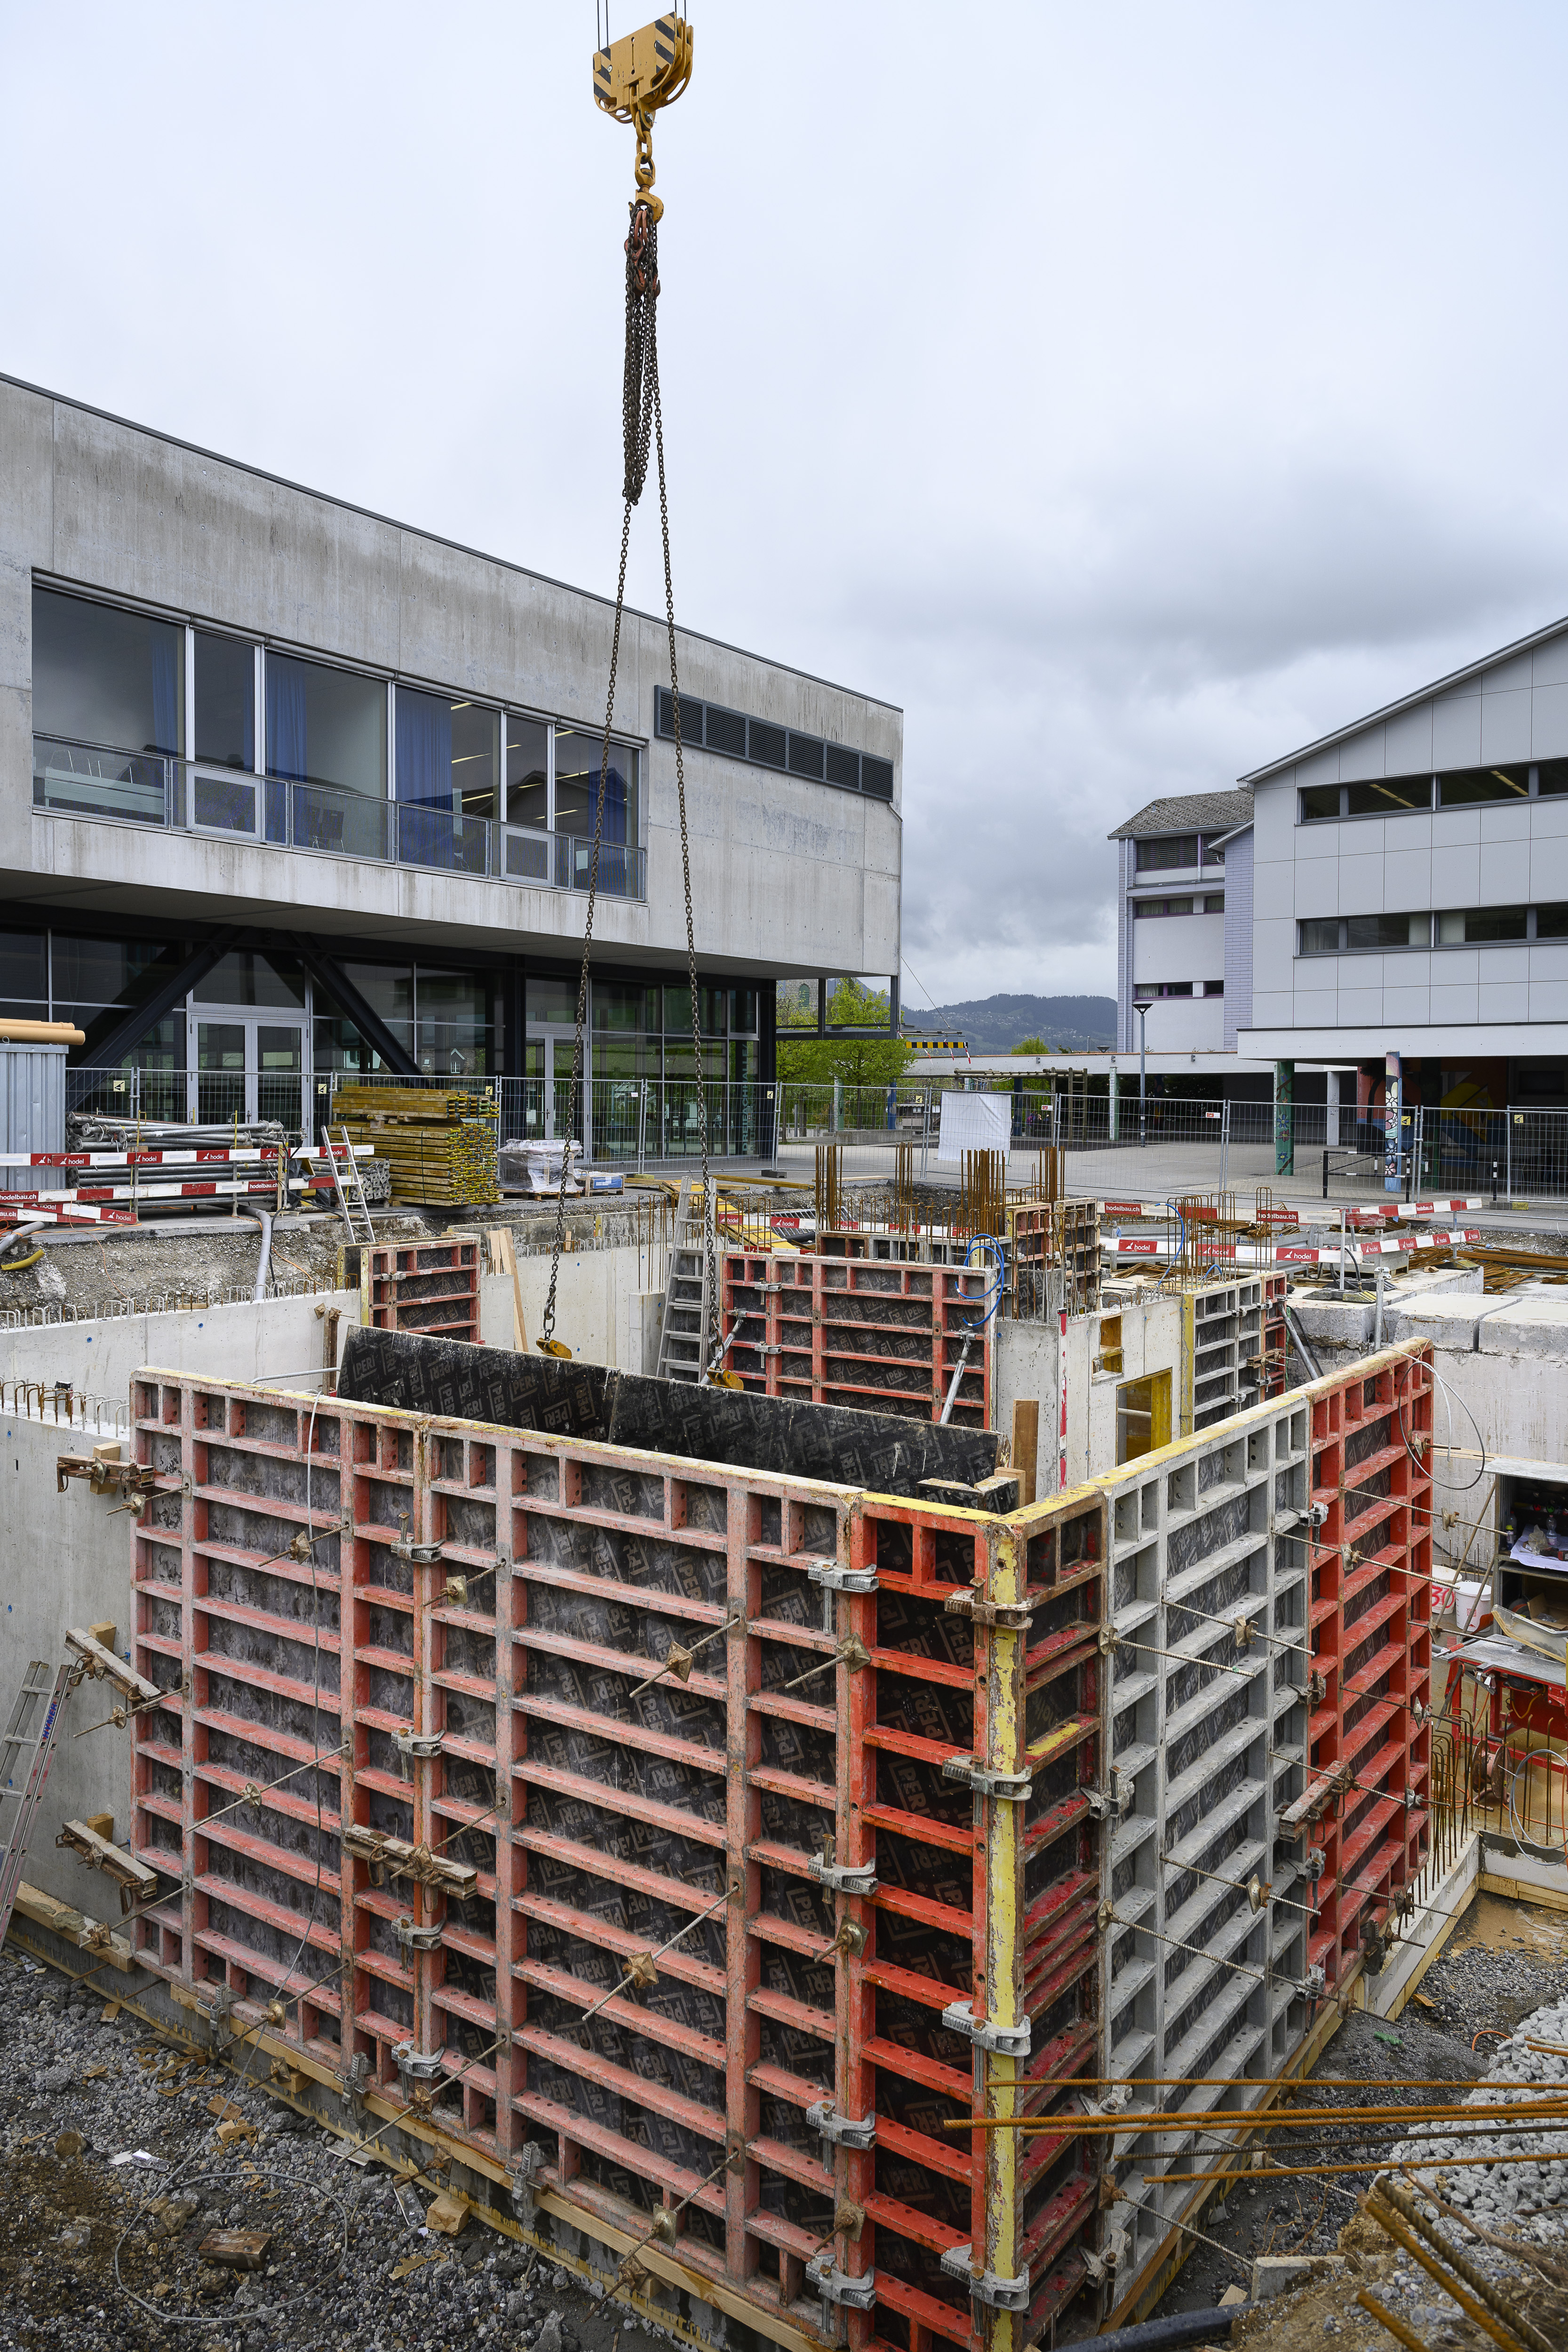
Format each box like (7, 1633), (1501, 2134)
(540, 204), (715, 1363)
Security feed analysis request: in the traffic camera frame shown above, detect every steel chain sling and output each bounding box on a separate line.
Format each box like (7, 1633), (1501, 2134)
(539, 203), (718, 1364)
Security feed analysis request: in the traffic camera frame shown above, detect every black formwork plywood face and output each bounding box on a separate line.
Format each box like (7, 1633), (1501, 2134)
(338, 1327), (1001, 1499)
(126, 1372), (1109, 2352)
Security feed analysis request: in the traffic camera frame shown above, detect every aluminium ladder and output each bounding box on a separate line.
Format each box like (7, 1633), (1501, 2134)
(0, 1661), (71, 1942)
(321, 1125), (374, 1247)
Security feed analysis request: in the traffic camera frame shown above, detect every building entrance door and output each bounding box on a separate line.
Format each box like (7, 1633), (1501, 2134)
(522, 1032), (592, 1159)
(189, 1013), (307, 1132)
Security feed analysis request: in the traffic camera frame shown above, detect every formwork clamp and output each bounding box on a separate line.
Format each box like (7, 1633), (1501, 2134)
(395, 1917), (444, 1954)
(941, 2000), (1031, 2059)
(943, 1589), (1033, 1632)
(390, 1537), (445, 1565)
(807, 1558), (879, 1595)
(939, 2246), (1031, 2312)
(394, 1727), (445, 1771)
(809, 1853), (878, 1897)
(804, 2254), (877, 2309)
(941, 1755), (1032, 1802)
(1083, 1770), (1133, 1822)
(805, 2099), (876, 2150)
(391, 2040), (445, 2082)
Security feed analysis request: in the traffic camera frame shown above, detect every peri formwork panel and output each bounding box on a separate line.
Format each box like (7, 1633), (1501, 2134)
(127, 1368), (1110, 2352)
(360, 1237), (482, 1344)
(720, 1257), (992, 1433)
(1078, 1339), (1433, 2321)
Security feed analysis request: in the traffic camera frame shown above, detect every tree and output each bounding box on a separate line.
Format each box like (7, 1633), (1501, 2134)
(776, 978), (914, 1090)
(1012, 1034), (1047, 1055)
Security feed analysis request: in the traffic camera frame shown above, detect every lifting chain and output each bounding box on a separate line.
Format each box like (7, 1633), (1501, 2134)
(540, 200), (717, 1365)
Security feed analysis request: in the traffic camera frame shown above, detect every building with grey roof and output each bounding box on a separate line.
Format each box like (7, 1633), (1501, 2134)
(1108, 787), (1254, 1053)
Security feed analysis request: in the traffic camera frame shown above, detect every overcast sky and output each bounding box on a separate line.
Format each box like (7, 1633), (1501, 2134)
(6, 2), (1568, 1009)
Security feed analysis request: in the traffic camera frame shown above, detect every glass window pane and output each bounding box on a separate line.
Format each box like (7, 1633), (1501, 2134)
(1438, 766), (1529, 807)
(1345, 775), (1433, 815)
(195, 633), (255, 770)
(824, 743), (859, 791)
(1135, 834), (1198, 869)
(1463, 905), (1528, 941)
(1539, 761), (1568, 799)
(416, 969), (493, 1075)
(1437, 910), (1466, 945)
(193, 950), (305, 1007)
(0, 932), (48, 1004)
(1298, 786), (1341, 821)
(51, 934), (174, 1007)
(1201, 837), (1225, 866)
(1345, 913), (1429, 951)
(526, 972), (577, 1026)
(553, 731), (638, 845)
(1203, 893), (1225, 914)
(506, 716), (549, 828)
(32, 587), (183, 757)
(592, 982), (656, 1032)
(730, 986), (757, 1033)
(340, 961), (414, 1034)
(267, 654), (386, 795)
(1299, 920), (1341, 954)
(1536, 903), (1568, 938)
(450, 702), (500, 821)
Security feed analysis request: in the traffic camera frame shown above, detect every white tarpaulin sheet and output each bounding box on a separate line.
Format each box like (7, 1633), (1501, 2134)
(935, 1090), (1011, 1165)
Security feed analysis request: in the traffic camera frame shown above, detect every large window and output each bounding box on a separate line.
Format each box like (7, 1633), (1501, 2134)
(553, 730), (640, 844)
(194, 633), (255, 770)
(33, 588), (183, 757)
(1438, 766), (1529, 808)
(1300, 905), (1549, 951)
(1135, 834), (1198, 871)
(506, 717), (549, 828)
(267, 653), (385, 795)
(1301, 768), (1540, 821)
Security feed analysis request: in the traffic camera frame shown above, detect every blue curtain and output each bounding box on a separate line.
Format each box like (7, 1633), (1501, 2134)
(151, 629), (179, 756)
(264, 656), (307, 844)
(600, 758), (628, 846)
(396, 689), (453, 867)
(267, 658), (308, 780)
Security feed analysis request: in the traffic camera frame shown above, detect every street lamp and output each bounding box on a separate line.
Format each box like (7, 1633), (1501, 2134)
(1133, 999), (1154, 1148)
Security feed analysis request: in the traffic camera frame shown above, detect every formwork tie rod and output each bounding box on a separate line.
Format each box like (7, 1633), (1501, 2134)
(574, 1887), (729, 2026)
(1145, 2149), (1568, 2184)
(628, 1613), (742, 1699)
(1163, 1595), (1310, 1660)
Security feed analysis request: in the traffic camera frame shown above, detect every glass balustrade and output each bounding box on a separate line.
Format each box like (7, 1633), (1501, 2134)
(31, 736), (646, 899)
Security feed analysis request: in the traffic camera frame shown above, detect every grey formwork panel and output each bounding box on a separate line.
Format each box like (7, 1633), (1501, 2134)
(1092, 1388), (1316, 2304)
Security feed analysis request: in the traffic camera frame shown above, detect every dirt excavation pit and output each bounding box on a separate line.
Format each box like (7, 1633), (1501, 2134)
(1146, 1895), (1568, 2351)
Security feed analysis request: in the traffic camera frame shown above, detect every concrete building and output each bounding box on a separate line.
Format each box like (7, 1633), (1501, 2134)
(1108, 788), (1253, 1054)
(1235, 615), (1568, 1120)
(0, 373), (900, 1153)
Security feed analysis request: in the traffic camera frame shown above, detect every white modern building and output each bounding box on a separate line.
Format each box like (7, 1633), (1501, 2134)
(1108, 789), (1254, 1054)
(0, 372), (901, 1152)
(1234, 617), (1568, 1124)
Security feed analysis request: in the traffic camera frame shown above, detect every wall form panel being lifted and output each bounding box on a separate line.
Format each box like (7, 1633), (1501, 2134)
(125, 1339), (1433, 2352)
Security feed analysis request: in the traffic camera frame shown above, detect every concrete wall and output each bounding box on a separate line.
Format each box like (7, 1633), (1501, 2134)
(996, 1294), (1183, 1487)
(0, 376), (900, 980)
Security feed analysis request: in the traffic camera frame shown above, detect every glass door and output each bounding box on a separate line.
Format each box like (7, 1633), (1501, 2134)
(523, 1031), (590, 1156)
(189, 1013), (307, 1132)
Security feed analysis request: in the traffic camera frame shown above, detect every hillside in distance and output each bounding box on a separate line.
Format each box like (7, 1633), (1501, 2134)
(904, 994), (1117, 1054)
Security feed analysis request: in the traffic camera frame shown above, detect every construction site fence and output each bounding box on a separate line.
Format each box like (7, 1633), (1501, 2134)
(58, 1065), (1568, 1203)
(118, 1337), (1438, 2352)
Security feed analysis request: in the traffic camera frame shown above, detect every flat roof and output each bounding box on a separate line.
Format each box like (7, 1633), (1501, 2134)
(2, 370), (901, 718)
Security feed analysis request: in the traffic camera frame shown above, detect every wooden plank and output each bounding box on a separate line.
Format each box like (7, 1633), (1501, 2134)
(1011, 1398), (1039, 1508)
(487, 1227), (527, 1352)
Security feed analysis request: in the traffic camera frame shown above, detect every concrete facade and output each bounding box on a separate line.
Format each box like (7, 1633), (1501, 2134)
(0, 374), (901, 1120)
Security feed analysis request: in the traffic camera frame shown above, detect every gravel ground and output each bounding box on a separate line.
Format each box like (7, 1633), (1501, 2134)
(1150, 1894), (1568, 2321)
(0, 1950), (641, 2352)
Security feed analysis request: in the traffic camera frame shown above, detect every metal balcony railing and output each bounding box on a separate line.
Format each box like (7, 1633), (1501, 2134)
(31, 735), (646, 900)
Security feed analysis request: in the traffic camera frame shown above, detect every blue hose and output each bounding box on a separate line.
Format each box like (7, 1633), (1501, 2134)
(962, 1234), (1005, 1331)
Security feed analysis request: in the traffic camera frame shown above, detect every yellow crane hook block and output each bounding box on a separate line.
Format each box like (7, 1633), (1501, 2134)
(592, 14), (694, 215)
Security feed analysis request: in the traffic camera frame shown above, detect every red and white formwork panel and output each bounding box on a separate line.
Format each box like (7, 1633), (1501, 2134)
(127, 1372), (1112, 2352)
(720, 1256), (993, 1433)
